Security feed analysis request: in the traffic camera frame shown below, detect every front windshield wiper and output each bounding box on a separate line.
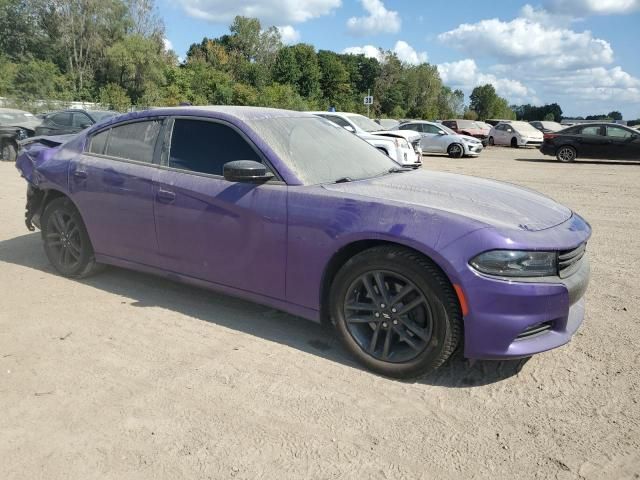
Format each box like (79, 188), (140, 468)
(334, 177), (353, 183)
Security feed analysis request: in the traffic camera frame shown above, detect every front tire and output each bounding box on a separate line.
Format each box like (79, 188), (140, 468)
(488, 136), (495, 146)
(556, 145), (577, 163)
(447, 143), (464, 158)
(330, 246), (462, 379)
(510, 137), (519, 148)
(1, 141), (17, 162)
(41, 197), (102, 278)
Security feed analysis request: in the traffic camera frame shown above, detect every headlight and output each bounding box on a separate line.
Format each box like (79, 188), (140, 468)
(470, 250), (557, 277)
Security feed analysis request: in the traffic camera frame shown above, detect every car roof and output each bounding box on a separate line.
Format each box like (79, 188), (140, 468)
(155, 106), (315, 121)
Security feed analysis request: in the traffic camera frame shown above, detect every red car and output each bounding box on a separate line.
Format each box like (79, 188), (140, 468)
(441, 120), (490, 145)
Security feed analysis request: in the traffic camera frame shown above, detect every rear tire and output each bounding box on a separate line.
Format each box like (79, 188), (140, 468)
(510, 137), (519, 148)
(1, 141), (17, 162)
(556, 145), (577, 163)
(41, 197), (103, 278)
(447, 143), (464, 158)
(329, 246), (462, 379)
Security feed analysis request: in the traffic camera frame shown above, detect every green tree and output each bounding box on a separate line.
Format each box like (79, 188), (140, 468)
(272, 47), (300, 86)
(317, 50), (352, 109)
(608, 111), (623, 121)
(13, 59), (69, 100)
(290, 44), (320, 99)
(469, 84), (514, 120)
(99, 82), (131, 110)
(463, 109), (478, 120)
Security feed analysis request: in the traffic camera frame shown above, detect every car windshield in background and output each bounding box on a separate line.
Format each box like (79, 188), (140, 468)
(457, 120), (481, 129)
(0, 112), (35, 125)
(438, 124), (457, 135)
(347, 114), (385, 132)
(90, 111), (117, 122)
(512, 121), (542, 133)
(249, 116), (397, 185)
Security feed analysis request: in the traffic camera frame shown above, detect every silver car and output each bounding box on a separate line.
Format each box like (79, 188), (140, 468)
(394, 120), (483, 158)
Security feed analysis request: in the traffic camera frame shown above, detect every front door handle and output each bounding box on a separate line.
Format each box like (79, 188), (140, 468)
(73, 169), (88, 180)
(157, 189), (176, 203)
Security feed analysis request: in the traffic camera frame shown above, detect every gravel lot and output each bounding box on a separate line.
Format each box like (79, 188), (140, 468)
(1, 147), (639, 479)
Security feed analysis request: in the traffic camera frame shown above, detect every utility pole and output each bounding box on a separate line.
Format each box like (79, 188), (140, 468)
(367, 88), (370, 118)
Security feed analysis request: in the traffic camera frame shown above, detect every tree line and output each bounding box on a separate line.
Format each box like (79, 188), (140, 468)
(0, 0), (631, 123)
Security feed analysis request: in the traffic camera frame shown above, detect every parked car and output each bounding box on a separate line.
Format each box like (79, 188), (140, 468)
(35, 109), (118, 137)
(310, 111), (422, 168)
(375, 118), (400, 129)
(530, 121), (564, 134)
(0, 108), (41, 161)
(394, 120), (483, 158)
(488, 121), (544, 148)
(540, 123), (640, 162)
(441, 120), (488, 145)
(16, 106), (591, 378)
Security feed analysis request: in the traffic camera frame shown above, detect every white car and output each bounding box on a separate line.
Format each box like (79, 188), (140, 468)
(488, 121), (544, 148)
(310, 111), (422, 168)
(530, 120), (564, 133)
(394, 120), (483, 158)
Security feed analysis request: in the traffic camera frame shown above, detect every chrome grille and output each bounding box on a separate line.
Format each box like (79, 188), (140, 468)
(558, 243), (586, 278)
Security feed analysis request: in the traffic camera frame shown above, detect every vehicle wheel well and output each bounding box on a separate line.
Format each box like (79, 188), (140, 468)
(319, 240), (458, 325)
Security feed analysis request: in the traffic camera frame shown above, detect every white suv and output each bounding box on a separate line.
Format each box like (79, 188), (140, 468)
(310, 111), (422, 168)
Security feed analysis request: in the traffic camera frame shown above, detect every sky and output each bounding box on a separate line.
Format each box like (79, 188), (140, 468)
(157, 0), (640, 119)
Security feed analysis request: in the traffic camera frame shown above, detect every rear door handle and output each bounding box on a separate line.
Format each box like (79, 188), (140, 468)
(157, 189), (176, 203)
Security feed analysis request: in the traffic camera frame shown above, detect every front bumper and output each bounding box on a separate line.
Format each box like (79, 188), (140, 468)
(462, 256), (590, 359)
(464, 142), (484, 156)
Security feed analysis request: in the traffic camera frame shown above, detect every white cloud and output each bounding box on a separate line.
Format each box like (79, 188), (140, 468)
(178, 0), (341, 25)
(342, 44), (383, 60)
(277, 25), (300, 44)
(346, 0), (401, 36)
(392, 41), (427, 65)
(437, 59), (535, 103)
(544, 0), (640, 15)
(163, 38), (173, 51)
(438, 17), (613, 69)
(343, 41), (427, 65)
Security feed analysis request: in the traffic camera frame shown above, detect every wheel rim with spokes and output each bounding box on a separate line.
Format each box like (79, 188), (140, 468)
(343, 270), (434, 363)
(558, 147), (575, 162)
(46, 210), (83, 270)
(449, 144), (462, 157)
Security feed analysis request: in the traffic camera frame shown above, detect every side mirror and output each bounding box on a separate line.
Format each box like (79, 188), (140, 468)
(437, 130), (446, 135)
(507, 128), (513, 133)
(344, 125), (355, 133)
(223, 160), (273, 183)
(79, 122), (92, 129)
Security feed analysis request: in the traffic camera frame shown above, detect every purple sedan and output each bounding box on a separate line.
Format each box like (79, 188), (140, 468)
(15, 107), (591, 378)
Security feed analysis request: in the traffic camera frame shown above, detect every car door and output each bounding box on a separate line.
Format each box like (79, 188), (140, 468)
(605, 125), (640, 160)
(69, 119), (163, 266)
(493, 124), (506, 144)
(576, 125), (607, 158)
(153, 117), (287, 299)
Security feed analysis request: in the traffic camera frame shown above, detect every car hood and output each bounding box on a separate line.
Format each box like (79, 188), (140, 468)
(373, 130), (421, 142)
(0, 119), (41, 131)
(323, 170), (572, 232)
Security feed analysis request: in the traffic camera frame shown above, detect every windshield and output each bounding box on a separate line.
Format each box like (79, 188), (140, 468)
(347, 114), (385, 132)
(437, 124), (457, 135)
(456, 120), (480, 129)
(0, 111), (35, 125)
(249, 116), (398, 185)
(511, 121), (542, 134)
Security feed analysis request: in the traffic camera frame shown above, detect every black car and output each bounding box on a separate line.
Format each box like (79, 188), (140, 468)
(540, 123), (640, 162)
(34, 109), (118, 136)
(0, 108), (41, 162)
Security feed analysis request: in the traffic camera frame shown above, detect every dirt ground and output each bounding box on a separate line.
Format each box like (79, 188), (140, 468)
(1, 147), (639, 480)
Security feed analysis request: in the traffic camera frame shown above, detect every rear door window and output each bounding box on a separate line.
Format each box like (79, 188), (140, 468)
(581, 126), (603, 136)
(51, 113), (72, 127)
(168, 119), (262, 176)
(89, 130), (109, 155)
(606, 126), (633, 138)
(104, 120), (162, 163)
